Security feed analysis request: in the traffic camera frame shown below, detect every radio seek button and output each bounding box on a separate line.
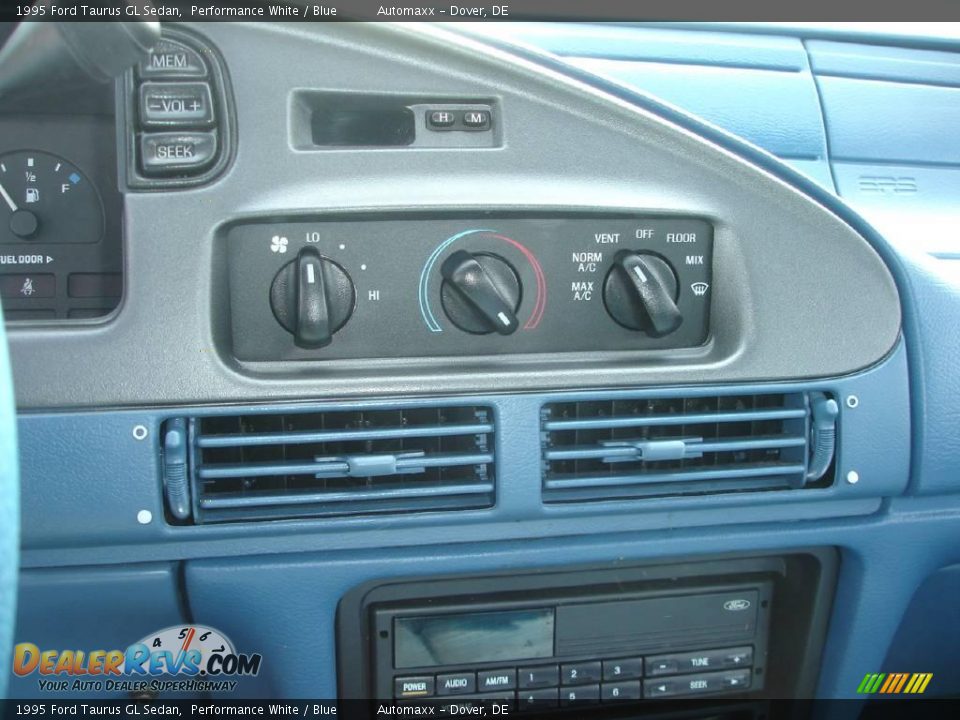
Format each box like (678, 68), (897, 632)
(394, 676), (434, 698)
(518, 665), (559, 689)
(644, 679), (677, 698)
(722, 669), (751, 689)
(437, 672), (476, 695)
(140, 82), (215, 128)
(140, 132), (217, 175)
(477, 668), (516, 691)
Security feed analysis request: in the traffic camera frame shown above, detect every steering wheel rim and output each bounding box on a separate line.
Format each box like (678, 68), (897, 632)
(0, 311), (19, 699)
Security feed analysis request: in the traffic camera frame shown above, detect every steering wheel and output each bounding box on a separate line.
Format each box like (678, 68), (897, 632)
(0, 314), (19, 698)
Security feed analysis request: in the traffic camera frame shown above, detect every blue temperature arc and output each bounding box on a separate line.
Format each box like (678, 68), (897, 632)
(418, 229), (494, 332)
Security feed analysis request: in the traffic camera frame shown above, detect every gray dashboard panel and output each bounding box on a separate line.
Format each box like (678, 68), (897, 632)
(6, 22), (900, 409)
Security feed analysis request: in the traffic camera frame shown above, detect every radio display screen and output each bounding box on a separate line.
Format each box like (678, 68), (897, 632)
(393, 608), (555, 669)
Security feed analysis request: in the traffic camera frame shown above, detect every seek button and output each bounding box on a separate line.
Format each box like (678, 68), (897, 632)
(140, 132), (217, 175)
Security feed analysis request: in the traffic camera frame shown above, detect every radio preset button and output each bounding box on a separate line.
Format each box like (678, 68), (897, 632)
(518, 665), (559, 689)
(436, 672), (476, 696)
(601, 680), (642, 701)
(560, 684), (600, 706)
(394, 676), (435, 698)
(561, 661), (602, 685)
(518, 687), (559, 711)
(477, 668), (517, 692)
(602, 657), (643, 680)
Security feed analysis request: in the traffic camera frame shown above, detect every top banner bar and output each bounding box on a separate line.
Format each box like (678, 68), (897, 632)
(3, 0), (960, 23)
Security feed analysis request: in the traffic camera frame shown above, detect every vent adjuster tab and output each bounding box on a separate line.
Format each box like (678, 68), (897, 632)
(806, 393), (839, 482)
(600, 437), (704, 464)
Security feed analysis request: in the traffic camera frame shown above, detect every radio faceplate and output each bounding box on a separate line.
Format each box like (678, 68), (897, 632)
(375, 583), (770, 707)
(224, 215), (714, 361)
(336, 558), (803, 709)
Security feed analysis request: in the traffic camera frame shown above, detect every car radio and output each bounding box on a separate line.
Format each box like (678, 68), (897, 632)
(336, 557), (805, 710)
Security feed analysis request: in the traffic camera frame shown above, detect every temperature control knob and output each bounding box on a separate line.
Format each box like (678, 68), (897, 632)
(270, 247), (355, 348)
(603, 250), (682, 336)
(440, 250), (521, 335)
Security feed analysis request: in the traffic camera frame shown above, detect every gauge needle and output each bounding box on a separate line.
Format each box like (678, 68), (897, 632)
(0, 182), (17, 212)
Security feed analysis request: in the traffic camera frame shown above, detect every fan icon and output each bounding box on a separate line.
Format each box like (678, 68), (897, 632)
(270, 235), (288, 253)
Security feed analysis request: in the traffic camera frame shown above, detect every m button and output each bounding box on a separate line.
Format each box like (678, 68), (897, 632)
(462, 110), (490, 130)
(140, 132), (217, 176)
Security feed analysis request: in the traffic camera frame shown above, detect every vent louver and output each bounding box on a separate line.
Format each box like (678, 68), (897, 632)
(162, 405), (495, 523)
(540, 392), (837, 504)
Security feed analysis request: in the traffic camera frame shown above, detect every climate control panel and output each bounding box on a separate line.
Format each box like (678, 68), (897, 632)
(225, 216), (713, 361)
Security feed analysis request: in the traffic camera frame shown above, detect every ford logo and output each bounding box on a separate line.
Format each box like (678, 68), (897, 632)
(723, 599), (751, 611)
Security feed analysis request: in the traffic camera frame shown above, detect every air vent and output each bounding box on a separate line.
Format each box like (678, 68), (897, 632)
(540, 392), (837, 504)
(161, 405), (495, 523)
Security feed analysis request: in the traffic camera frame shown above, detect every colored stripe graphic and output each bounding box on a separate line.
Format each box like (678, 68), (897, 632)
(858, 672), (932, 694)
(418, 229), (547, 332)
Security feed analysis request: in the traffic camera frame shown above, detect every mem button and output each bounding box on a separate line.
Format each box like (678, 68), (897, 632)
(140, 82), (215, 128)
(140, 132), (217, 176)
(477, 668), (516, 692)
(394, 676), (434, 698)
(139, 38), (207, 79)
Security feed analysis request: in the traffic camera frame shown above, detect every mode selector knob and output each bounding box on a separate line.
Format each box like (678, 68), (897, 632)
(270, 247), (355, 348)
(440, 250), (521, 335)
(603, 250), (682, 337)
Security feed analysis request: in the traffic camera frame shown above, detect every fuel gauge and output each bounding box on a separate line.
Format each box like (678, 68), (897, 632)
(0, 150), (104, 245)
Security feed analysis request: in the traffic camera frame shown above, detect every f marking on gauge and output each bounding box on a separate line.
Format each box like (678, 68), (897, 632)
(418, 228), (547, 332)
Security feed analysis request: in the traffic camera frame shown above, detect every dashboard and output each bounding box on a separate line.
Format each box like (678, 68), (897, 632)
(1, 18), (959, 708)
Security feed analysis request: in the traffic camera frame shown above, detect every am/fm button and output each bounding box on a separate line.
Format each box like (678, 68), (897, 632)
(140, 132), (217, 176)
